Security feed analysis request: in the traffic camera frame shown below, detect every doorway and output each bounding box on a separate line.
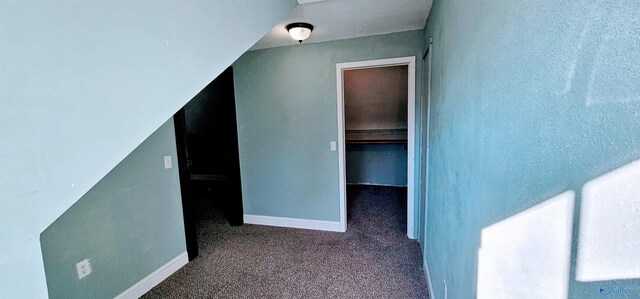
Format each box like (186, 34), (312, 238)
(336, 57), (417, 238)
(174, 67), (244, 260)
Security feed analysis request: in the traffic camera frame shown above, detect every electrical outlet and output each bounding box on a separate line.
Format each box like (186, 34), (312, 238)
(330, 141), (337, 151)
(164, 155), (172, 169)
(76, 259), (92, 279)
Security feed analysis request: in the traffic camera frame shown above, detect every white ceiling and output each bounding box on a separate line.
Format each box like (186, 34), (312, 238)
(250, 0), (432, 50)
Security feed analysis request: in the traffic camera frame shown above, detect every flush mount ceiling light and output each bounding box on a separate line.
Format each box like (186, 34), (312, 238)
(286, 22), (314, 43)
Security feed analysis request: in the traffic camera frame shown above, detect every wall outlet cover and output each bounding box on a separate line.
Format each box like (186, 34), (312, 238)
(164, 155), (172, 169)
(76, 259), (92, 279)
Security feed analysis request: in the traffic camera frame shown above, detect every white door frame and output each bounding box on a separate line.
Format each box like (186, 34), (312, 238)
(336, 56), (417, 239)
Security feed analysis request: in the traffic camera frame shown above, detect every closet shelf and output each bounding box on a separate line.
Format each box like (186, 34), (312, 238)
(345, 129), (407, 144)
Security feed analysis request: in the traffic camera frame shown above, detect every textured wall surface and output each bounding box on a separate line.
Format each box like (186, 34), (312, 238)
(423, 0), (640, 298)
(40, 120), (184, 299)
(0, 1), (295, 297)
(233, 31), (423, 222)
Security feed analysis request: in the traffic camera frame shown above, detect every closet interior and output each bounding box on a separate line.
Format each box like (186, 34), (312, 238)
(344, 65), (408, 230)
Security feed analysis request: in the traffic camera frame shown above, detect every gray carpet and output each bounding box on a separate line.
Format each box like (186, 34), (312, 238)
(142, 185), (429, 299)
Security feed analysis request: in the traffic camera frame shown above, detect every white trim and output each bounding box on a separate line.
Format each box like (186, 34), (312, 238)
(244, 214), (344, 232)
(336, 56), (417, 239)
(336, 62), (347, 233)
(407, 57), (416, 239)
(424, 258), (436, 299)
(114, 251), (188, 299)
(335, 57), (415, 70)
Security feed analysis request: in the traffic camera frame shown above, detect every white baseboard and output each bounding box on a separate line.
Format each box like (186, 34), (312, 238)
(244, 214), (344, 232)
(424, 257), (435, 299)
(114, 251), (188, 299)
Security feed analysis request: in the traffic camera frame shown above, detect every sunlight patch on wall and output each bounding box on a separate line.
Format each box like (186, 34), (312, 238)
(477, 191), (575, 299)
(576, 159), (640, 282)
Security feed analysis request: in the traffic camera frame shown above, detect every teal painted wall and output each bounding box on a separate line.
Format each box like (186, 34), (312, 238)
(422, 0), (640, 298)
(0, 2), (296, 297)
(40, 120), (184, 299)
(232, 31), (424, 222)
(417, 33), (432, 249)
(346, 144), (407, 186)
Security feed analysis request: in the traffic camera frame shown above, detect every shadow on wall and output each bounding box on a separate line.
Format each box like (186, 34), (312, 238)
(476, 160), (640, 299)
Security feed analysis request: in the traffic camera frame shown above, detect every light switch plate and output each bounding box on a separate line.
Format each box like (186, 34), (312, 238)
(164, 156), (172, 169)
(330, 141), (337, 151)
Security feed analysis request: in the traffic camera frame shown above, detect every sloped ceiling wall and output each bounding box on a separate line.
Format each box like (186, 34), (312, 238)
(0, 1), (296, 297)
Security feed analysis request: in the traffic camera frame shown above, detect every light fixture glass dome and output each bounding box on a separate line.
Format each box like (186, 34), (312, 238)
(286, 22), (314, 43)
